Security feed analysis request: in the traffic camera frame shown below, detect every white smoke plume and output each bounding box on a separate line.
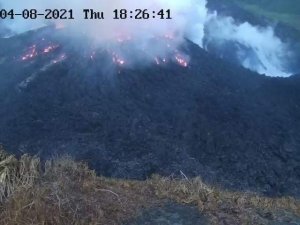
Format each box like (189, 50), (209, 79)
(0, 0), (207, 43)
(0, 0), (295, 76)
(204, 12), (292, 77)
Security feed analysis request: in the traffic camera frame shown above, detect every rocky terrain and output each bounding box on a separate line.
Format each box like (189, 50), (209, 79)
(0, 26), (300, 198)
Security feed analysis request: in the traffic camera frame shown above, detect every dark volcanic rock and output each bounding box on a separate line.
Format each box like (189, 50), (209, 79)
(0, 28), (300, 197)
(125, 203), (208, 225)
(127, 203), (300, 225)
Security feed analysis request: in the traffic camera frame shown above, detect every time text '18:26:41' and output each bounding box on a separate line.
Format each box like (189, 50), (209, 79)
(113, 9), (172, 20)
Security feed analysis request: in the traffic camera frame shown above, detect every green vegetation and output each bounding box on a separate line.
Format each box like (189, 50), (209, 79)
(234, 0), (300, 14)
(230, 0), (300, 31)
(0, 146), (299, 225)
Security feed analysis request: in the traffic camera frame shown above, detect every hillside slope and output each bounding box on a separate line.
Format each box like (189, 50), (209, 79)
(0, 150), (299, 225)
(228, 0), (300, 31)
(0, 27), (300, 197)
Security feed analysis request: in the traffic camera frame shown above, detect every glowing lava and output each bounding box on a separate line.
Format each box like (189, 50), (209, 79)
(21, 43), (60, 61)
(82, 33), (189, 69)
(52, 54), (67, 64)
(112, 52), (125, 66)
(153, 57), (168, 65)
(175, 54), (188, 67)
(43, 45), (59, 53)
(21, 45), (37, 61)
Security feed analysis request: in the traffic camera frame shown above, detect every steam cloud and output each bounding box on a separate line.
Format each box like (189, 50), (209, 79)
(204, 13), (292, 77)
(0, 0), (294, 77)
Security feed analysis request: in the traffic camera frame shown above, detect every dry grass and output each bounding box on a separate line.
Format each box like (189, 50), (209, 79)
(149, 175), (300, 224)
(0, 146), (40, 202)
(0, 146), (299, 225)
(0, 153), (156, 225)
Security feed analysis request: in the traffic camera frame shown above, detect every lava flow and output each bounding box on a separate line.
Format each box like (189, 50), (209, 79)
(21, 43), (60, 61)
(175, 54), (189, 67)
(21, 45), (38, 61)
(112, 52), (125, 66)
(154, 57), (168, 65)
(52, 54), (67, 64)
(19, 27), (190, 70)
(43, 45), (59, 54)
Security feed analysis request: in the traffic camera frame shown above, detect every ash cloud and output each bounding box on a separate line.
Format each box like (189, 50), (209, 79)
(0, 0), (296, 76)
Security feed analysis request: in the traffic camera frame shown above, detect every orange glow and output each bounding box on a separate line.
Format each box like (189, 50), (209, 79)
(21, 43), (60, 61)
(52, 54), (66, 64)
(43, 45), (59, 53)
(21, 45), (37, 61)
(112, 52), (125, 66)
(175, 54), (188, 67)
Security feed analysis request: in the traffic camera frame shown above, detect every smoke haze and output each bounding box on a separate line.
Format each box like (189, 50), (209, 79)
(0, 0), (295, 77)
(204, 13), (292, 77)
